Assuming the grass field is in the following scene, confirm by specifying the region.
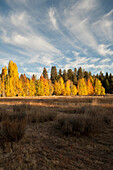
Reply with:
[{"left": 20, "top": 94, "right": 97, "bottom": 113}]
[{"left": 0, "top": 96, "right": 113, "bottom": 169}]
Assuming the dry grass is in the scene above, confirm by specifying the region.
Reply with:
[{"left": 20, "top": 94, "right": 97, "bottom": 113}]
[
  {"left": 0, "top": 114, "right": 27, "bottom": 143},
  {"left": 56, "top": 105, "right": 112, "bottom": 136},
  {"left": 27, "top": 110, "right": 57, "bottom": 123},
  {"left": 0, "top": 96, "right": 113, "bottom": 169},
  {"left": 0, "top": 105, "right": 27, "bottom": 152}
]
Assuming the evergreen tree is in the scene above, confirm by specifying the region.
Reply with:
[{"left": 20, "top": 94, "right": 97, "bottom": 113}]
[
  {"left": 77, "top": 67, "right": 83, "bottom": 80},
  {"left": 50, "top": 66, "right": 57, "bottom": 84},
  {"left": 104, "top": 79, "right": 110, "bottom": 93},
  {"left": 59, "top": 69, "right": 62, "bottom": 77},
  {"left": 110, "top": 76, "right": 113, "bottom": 93},
  {"left": 84, "top": 71, "right": 89, "bottom": 81},
  {"left": 42, "top": 67, "right": 48, "bottom": 79},
  {"left": 63, "top": 69, "right": 68, "bottom": 82},
  {"left": 67, "top": 69, "right": 73, "bottom": 81},
  {"left": 73, "top": 68, "right": 77, "bottom": 86}
]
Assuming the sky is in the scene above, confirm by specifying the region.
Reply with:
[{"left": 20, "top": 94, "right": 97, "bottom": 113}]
[{"left": 0, "top": 0, "right": 113, "bottom": 78}]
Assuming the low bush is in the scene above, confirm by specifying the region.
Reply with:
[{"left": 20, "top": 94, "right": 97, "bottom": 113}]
[
  {"left": 56, "top": 105, "right": 113, "bottom": 136},
  {"left": 27, "top": 111, "right": 56, "bottom": 123},
  {"left": 0, "top": 113, "right": 27, "bottom": 143}
]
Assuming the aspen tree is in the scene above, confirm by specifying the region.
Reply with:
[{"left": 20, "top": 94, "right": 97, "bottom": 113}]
[{"left": 77, "top": 78, "right": 88, "bottom": 95}]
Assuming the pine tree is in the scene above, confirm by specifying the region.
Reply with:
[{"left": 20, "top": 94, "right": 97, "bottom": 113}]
[
  {"left": 104, "top": 79, "right": 110, "bottom": 93},
  {"left": 67, "top": 69, "right": 73, "bottom": 81},
  {"left": 63, "top": 70, "right": 68, "bottom": 82},
  {"left": 51, "top": 66, "right": 57, "bottom": 84},
  {"left": 43, "top": 67, "right": 48, "bottom": 79},
  {"left": 77, "top": 67, "right": 83, "bottom": 80},
  {"left": 73, "top": 68, "right": 77, "bottom": 86}
]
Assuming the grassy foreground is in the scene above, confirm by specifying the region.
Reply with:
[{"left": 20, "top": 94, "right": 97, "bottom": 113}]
[{"left": 0, "top": 96, "right": 113, "bottom": 169}]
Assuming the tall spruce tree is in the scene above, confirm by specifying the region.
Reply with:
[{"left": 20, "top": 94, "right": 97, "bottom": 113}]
[
  {"left": 73, "top": 68, "right": 77, "bottom": 86},
  {"left": 67, "top": 69, "right": 73, "bottom": 81},
  {"left": 77, "top": 67, "right": 83, "bottom": 80},
  {"left": 63, "top": 69, "right": 68, "bottom": 83},
  {"left": 50, "top": 66, "right": 57, "bottom": 84},
  {"left": 42, "top": 67, "right": 48, "bottom": 79}
]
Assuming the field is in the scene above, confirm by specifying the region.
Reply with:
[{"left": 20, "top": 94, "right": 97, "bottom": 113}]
[{"left": 0, "top": 96, "right": 113, "bottom": 170}]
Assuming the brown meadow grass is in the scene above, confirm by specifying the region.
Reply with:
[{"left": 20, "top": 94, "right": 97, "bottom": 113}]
[{"left": 0, "top": 96, "right": 113, "bottom": 169}]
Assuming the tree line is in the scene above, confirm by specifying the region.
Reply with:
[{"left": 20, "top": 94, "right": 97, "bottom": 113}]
[{"left": 1, "top": 60, "right": 113, "bottom": 97}]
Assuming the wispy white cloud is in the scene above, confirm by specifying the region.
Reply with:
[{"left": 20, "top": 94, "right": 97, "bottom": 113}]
[
  {"left": 0, "top": 0, "right": 113, "bottom": 76},
  {"left": 89, "top": 57, "right": 100, "bottom": 63},
  {"left": 72, "top": 51, "right": 80, "bottom": 57},
  {"left": 49, "top": 8, "right": 58, "bottom": 30},
  {"left": 98, "top": 44, "right": 113, "bottom": 56},
  {"left": 100, "top": 58, "right": 111, "bottom": 63},
  {"left": 92, "top": 9, "right": 113, "bottom": 42}
]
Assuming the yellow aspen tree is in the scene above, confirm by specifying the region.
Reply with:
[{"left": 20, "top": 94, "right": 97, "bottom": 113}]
[
  {"left": 36, "top": 79, "right": 44, "bottom": 96},
  {"left": 71, "top": 85, "right": 78, "bottom": 95},
  {"left": 87, "top": 78, "right": 94, "bottom": 95},
  {"left": 0, "top": 76, "right": 1, "bottom": 97},
  {"left": 29, "top": 79, "right": 36, "bottom": 96},
  {"left": 54, "top": 81, "right": 61, "bottom": 95},
  {"left": 1, "top": 66, "right": 8, "bottom": 97},
  {"left": 90, "top": 76, "right": 95, "bottom": 87},
  {"left": 77, "top": 78, "right": 88, "bottom": 95},
  {"left": 65, "top": 80, "right": 71, "bottom": 95},
  {"left": 5, "top": 75, "right": 10, "bottom": 96},
  {"left": 18, "top": 79, "right": 24, "bottom": 96},
  {"left": 59, "top": 77, "right": 66, "bottom": 95},
  {"left": 101, "top": 86, "right": 105, "bottom": 95},
  {"left": 40, "top": 75, "right": 50, "bottom": 96},
  {"left": 48, "top": 79, "right": 54, "bottom": 95},
  {"left": 94, "top": 78, "right": 102, "bottom": 95},
  {"left": 43, "top": 78, "right": 50, "bottom": 96},
  {"left": 8, "top": 61, "right": 19, "bottom": 96}
]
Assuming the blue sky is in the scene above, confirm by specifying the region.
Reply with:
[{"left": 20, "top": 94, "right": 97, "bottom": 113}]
[{"left": 0, "top": 0, "right": 113, "bottom": 78}]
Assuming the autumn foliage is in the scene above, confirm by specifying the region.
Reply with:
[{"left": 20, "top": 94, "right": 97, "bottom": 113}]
[{"left": 0, "top": 61, "right": 105, "bottom": 97}]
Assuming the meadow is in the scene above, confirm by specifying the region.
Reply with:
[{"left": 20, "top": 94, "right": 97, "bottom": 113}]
[{"left": 0, "top": 96, "right": 113, "bottom": 169}]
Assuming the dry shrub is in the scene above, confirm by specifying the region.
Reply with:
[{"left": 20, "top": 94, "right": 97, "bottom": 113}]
[
  {"left": 27, "top": 111, "right": 57, "bottom": 123},
  {"left": 56, "top": 105, "right": 113, "bottom": 136},
  {"left": 12, "top": 104, "right": 31, "bottom": 113},
  {"left": 0, "top": 112, "right": 27, "bottom": 143}
]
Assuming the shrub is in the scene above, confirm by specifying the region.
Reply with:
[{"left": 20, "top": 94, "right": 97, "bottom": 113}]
[
  {"left": 56, "top": 105, "right": 112, "bottom": 136},
  {"left": 0, "top": 113, "right": 27, "bottom": 143},
  {"left": 27, "top": 111, "right": 57, "bottom": 123}
]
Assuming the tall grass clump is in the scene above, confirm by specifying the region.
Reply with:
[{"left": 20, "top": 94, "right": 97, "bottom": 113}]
[
  {"left": 0, "top": 105, "right": 27, "bottom": 144},
  {"left": 27, "top": 110, "right": 57, "bottom": 123},
  {"left": 56, "top": 105, "right": 112, "bottom": 136}
]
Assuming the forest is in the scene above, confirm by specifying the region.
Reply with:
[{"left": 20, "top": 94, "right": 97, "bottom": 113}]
[{"left": 0, "top": 60, "right": 113, "bottom": 97}]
